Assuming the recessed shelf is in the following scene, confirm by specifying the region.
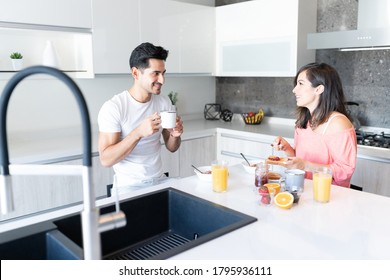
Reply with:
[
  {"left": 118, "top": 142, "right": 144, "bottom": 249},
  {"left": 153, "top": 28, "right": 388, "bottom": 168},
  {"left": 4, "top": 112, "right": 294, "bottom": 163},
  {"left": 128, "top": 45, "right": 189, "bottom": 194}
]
[{"left": 0, "top": 27, "right": 94, "bottom": 79}]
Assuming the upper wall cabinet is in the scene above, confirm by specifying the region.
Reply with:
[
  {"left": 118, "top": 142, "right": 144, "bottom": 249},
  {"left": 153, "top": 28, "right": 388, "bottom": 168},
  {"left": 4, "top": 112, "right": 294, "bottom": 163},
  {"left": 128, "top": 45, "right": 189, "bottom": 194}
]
[
  {"left": 216, "top": 0, "right": 317, "bottom": 77},
  {"left": 0, "top": 0, "right": 93, "bottom": 79},
  {"left": 92, "top": 0, "right": 140, "bottom": 74},
  {"left": 0, "top": 0, "right": 92, "bottom": 29},
  {"left": 139, "top": 0, "right": 215, "bottom": 74},
  {"left": 172, "top": 0, "right": 214, "bottom": 5},
  {"left": 92, "top": 0, "right": 214, "bottom": 75}
]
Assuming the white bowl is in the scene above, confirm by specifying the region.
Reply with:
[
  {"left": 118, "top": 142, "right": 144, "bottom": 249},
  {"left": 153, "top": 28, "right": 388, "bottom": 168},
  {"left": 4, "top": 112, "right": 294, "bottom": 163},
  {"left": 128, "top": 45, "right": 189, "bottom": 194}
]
[
  {"left": 194, "top": 166, "right": 212, "bottom": 182},
  {"left": 241, "top": 160, "right": 261, "bottom": 174}
]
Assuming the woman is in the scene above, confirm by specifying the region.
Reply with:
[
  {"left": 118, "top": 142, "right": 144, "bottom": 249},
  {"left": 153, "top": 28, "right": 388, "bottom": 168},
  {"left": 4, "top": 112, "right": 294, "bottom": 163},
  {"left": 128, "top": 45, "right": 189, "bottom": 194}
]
[{"left": 273, "top": 62, "right": 357, "bottom": 187}]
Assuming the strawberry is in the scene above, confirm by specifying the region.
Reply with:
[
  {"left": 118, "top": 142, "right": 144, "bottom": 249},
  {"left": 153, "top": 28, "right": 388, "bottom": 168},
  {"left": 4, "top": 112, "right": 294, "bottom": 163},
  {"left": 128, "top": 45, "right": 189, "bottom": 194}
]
[
  {"left": 258, "top": 186, "right": 269, "bottom": 195},
  {"left": 258, "top": 186, "right": 271, "bottom": 205},
  {"left": 261, "top": 195, "right": 270, "bottom": 204}
]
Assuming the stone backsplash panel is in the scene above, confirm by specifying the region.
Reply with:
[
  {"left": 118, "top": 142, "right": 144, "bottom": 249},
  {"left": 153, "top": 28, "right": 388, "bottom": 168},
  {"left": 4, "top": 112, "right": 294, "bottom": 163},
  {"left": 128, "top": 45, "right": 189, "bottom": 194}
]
[{"left": 216, "top": 0, "right": 390, "bottom": 128}]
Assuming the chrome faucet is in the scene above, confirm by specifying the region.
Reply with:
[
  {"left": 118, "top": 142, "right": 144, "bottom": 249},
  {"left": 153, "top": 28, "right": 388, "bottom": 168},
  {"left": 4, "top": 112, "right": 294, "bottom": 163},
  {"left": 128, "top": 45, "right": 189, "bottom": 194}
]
[{"left": 0, "top": 66, "right": 126, "bottom": 260}]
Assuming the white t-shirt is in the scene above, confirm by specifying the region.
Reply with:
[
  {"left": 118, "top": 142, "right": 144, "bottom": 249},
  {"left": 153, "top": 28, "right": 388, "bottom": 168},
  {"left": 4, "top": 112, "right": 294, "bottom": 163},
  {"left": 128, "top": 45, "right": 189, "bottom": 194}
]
[{"left": 98, "top": 90, "right": 172, "bottom": 187}]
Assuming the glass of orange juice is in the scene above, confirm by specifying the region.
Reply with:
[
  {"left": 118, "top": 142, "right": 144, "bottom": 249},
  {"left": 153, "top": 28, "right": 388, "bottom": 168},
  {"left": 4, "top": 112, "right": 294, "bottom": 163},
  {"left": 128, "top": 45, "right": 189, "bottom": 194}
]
[
  {"left": 211, "top": 160, "right": 229, "bottom": 192},
  {"left": 312, "top": 167, "right": 332, "bottom": 203}
]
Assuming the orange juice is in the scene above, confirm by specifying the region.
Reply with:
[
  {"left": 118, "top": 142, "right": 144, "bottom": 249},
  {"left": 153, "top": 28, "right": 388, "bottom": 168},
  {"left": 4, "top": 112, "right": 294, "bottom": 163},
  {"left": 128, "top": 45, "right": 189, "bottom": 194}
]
[
  {"left": 212, "top": 165, "right": 228, "bottom": 192},
  {"left": 313, "top": 172, "right": 332, "bottom": 203}
]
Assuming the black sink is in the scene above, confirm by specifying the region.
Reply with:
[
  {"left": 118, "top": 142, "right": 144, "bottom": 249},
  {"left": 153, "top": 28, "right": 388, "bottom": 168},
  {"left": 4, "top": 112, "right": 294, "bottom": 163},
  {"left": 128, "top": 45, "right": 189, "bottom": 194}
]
[
  {"left": 54, "top": 188, "right": 257, "bottom": 260},
  {"left": 0, "top": 188, "right": 257, "bottom": 260},
  {"left": 0, "top": 225, "right": 50, "bottom": 260},
  {"left": 0, "top": 222, "right": 80, "bottom": 260}
]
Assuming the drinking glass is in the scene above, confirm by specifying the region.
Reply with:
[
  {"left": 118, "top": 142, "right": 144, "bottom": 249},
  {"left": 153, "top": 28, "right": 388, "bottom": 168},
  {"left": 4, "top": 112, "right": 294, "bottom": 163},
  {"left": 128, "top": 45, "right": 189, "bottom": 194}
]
[
  {"left": 212, "top": 160, "right": 228, "bottom": 192},
  {"left": 312, "top": 167, "right": 332, "bottom": 203}
]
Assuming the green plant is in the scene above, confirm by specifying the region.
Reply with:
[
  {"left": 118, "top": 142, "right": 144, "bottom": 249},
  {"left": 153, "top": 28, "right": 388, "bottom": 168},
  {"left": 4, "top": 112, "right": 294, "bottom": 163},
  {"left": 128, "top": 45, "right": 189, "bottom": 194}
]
[
  {"left": 10, "top": 52, "right": 23, "bottom": 59},
  {"left": 168, "top": 91, "right": 178, "bottom": 105}
]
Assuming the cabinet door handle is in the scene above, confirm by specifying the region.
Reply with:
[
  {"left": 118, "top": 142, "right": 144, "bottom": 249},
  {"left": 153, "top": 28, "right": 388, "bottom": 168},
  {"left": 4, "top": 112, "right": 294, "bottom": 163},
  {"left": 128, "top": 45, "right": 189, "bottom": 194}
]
[{"left": 221, "top": 150, "right": 262, "bottom": 160}]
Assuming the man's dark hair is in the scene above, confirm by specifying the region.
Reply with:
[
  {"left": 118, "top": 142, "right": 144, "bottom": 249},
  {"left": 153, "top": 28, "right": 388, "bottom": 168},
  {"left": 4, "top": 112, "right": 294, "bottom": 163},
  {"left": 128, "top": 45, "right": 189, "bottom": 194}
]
[{"left": 129, "top": 42, "right": 169, "bottom": 70}]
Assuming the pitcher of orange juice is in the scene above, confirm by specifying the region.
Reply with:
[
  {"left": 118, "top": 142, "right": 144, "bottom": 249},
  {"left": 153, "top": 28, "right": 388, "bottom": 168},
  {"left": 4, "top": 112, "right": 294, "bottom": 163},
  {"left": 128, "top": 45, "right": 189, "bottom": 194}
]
[
  {"left": 212, "top": 160, "right": 229, "bottom": 192},
  {"left": 312, "top": 167, "right": 332, "bottom": 203}
]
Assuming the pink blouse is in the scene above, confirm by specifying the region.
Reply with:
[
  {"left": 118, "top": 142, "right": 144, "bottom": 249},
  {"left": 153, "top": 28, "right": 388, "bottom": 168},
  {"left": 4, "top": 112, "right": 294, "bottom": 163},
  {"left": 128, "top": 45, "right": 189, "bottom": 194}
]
[{"left": 294, "top": 124, "right": 357, "bottom": 188}]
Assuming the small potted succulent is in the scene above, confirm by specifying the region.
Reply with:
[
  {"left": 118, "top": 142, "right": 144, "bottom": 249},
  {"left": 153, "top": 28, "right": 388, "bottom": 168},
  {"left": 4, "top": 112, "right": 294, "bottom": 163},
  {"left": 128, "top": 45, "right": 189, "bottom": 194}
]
[
  {"left": 168, "top": 91, "right": 178, "bottom": 111},
  {"left": 10, "top": 52, "right": 24, "bottom": 71}
]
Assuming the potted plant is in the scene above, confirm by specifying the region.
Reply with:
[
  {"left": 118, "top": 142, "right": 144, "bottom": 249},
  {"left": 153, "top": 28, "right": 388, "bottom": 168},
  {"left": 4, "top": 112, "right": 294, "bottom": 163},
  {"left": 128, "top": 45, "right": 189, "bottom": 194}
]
[
  {"left": 10, "top": 52, "right": 24, "bottom": 71},
  {"left": 168, "top": 91, "right": 178, "bottom": 111}
]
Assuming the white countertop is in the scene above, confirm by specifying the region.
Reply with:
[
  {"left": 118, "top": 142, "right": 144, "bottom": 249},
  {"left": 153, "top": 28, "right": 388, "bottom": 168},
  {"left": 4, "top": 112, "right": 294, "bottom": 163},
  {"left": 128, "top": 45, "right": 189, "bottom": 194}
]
[
  {"left": 170, "top": 165, "right": 390, "bottom": 260},
  {"left": 1, "top": 164, "right": 390, "bottom": 260}
]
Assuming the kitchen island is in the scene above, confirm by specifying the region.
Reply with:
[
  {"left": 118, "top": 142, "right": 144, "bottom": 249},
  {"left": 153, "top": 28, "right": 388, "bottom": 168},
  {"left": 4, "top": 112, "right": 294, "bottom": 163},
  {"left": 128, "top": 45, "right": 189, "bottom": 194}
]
[{"left": 1, "top": 164, "right": 390, "bottom": 260}]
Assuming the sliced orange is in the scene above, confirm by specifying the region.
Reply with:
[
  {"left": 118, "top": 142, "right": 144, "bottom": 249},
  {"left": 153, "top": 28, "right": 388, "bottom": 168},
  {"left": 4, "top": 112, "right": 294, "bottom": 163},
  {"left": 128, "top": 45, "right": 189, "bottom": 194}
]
[
  {"left": 264, "top": 183, "right": 281, "bottom": 195},
  {"left": 274, "top": 192, "right": 294, "bottom": 209}
]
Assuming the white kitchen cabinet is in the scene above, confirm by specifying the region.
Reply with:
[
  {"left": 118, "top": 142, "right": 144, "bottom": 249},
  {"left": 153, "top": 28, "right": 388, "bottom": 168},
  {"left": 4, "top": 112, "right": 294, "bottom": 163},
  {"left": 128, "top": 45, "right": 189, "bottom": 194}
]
[
  {"left": 351, "top": 156, "right": 390, "bottom": 197},
  {"left": 92, "top": 0, "right": 140, "bottom": 74},
  {"left": 161, "top": 144, "right": 180, "bottom": 177},
  {"left": 217, "top": 132, "right": 274, "bottom": 165},
  {"left": 0, "top": 158, "right": 83, "bottom": 221},
  {"left": 0, "top": 0, "right": 92, "bottom": 29},
  {"left": 215, "top": 0, "right": 316, "bottom": 77},
  {"left": 0, "top": 154, "right": 111, "bottom": 221},
  {"left": 139, "top": 0, "right": 215, "bottom": 74},
  {"left": 216, "top": 130, "right": 294, "bottom": 179},
  {"left": 92, "top": 154, "right": 115, "bottom": 198},
  {"left": 179, "top": 135, "right": 216, "bottom": 177},
  {"left": 173, "top": 0, "right": 214, "bottom": 5},
  {"left": 161, "top": 135, "right": 216, "bottom": 178},
  {"left": 0, "top": 0, "right": 93, "bottom": 79}
]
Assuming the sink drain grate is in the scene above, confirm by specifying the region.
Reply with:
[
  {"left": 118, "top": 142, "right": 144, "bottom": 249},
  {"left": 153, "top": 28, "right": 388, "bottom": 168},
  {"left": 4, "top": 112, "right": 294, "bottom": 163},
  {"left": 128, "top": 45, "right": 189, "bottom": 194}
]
[{"left": 107, "top": 233, "right": 191, "bottom": 260}]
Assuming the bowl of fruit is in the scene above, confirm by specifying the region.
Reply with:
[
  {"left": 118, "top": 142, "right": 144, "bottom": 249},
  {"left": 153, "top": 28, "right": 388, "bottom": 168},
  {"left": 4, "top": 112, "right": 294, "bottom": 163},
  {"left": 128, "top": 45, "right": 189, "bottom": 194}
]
[{"left": 242, "top": 109, "right": 264, "bottom": 125}]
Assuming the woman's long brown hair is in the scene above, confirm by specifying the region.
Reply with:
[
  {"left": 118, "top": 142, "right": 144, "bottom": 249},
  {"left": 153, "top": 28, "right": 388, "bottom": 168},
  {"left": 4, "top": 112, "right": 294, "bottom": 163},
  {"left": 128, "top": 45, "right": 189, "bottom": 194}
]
[{"left": 294, "top": 62, "right": 350, "bottom": 129}]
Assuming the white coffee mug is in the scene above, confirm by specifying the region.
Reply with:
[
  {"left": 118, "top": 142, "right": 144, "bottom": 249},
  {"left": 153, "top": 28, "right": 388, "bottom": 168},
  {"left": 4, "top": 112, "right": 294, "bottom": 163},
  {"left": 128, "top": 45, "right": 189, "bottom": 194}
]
[
  {"left": 285, "top": 169, "right": 305, "bottom": 192},
  {"left": 160, "top": 111, "right": 176, "bottom": 128}
]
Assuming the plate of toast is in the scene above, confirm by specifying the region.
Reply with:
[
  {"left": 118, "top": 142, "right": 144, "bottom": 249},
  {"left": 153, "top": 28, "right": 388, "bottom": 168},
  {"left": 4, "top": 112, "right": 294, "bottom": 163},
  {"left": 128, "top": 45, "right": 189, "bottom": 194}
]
[{"left": 265, "top": 156, "right": 289, "bottom": 166}]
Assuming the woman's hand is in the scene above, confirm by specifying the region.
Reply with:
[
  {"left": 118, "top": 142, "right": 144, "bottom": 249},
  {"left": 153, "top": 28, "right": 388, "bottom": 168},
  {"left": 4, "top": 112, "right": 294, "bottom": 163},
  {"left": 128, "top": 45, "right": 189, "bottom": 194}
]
[
  {"left": 283, "top": 157, "right": 306, "bottom": 170},
  {"left": 271, "top": 136, "right": 295, "bottom": 156}
]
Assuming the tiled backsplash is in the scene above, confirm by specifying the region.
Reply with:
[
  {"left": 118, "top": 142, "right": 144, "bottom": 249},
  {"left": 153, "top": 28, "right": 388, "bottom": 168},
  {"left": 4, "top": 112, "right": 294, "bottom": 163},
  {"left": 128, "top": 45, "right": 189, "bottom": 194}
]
[{"left": 216, "top": 0, "right": 390, "bottom": 128}]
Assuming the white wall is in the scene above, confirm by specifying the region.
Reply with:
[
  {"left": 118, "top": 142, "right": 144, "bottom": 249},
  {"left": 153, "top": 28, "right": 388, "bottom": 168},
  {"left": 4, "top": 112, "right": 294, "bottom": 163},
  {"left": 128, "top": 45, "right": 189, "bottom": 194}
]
[{"left": 0, "top": 74, "right": 216, "bottom": 133}]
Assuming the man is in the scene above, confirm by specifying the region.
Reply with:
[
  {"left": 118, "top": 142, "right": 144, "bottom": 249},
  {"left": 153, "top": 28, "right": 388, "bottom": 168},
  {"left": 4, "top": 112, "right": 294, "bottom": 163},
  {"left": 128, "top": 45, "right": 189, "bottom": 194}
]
[{"left": 98, "top": 42, "right": 183, "bottom": 190}]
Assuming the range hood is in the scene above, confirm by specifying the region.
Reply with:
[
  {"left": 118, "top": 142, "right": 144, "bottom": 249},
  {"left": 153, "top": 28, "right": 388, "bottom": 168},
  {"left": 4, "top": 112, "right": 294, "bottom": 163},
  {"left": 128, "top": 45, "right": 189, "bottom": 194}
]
[{"left": 307, "top": 0, "right": 390, "bottom": 51}]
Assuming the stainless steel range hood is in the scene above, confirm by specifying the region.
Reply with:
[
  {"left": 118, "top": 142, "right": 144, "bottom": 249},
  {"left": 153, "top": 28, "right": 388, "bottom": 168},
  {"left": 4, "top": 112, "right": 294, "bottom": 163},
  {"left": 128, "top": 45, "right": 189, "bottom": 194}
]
[{"left": 307, "top": 0, "right": 390, "bottom": 51}]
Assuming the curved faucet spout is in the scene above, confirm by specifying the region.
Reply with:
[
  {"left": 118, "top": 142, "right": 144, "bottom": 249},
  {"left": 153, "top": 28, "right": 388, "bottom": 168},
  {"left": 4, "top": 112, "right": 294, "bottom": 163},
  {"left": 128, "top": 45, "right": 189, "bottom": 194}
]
[
  {"left": 0, "top": 66, "right": 100, "bottom": 260},
  {"left": 0, "top": 65, "right": 92, "bottom": 170}
]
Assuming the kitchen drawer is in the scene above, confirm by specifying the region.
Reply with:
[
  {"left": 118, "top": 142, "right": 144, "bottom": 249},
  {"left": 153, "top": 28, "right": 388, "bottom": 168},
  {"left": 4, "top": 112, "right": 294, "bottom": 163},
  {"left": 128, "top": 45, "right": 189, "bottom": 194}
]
[
  {"left": 161, "top": 135, "right": 216, "bottom": 178},
  {"left": 179, "top": 135, "right": 216, "bottom": 177},
  {"left": 218, "top": 133, "right": 273, "bottom": 165}
]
